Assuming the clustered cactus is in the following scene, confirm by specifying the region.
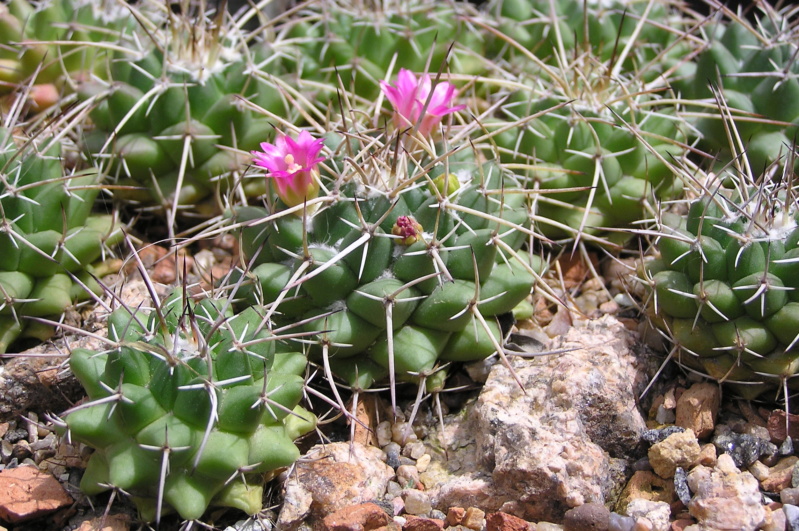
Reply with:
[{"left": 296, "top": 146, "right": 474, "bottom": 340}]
[
  {"left": 644, "top": 158, "right": 799, "bottom": 400},
  {"left": 0, "top": 127, "right": 120, "bottom": 353},
  {"left": 3, "top": 0, "right": 799, "bottom": 525},
  {"left": 0, "top": 0, "right": 137, "bottom": 98},
  {"left": 58, "top": 289, "right": 316, "bottom": 522},
  {"left": 234, "top": 149, "right": 546, "bottom": 398},
  {"left": 673, "top": 0, "right": 799, "bottom": 172},
  {"left": 77, "top": 1, "right": 294, "bottom": 228}
]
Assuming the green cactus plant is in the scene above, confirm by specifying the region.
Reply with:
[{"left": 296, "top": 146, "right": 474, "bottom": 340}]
[
  {"left": 484, "top": 0, "right": 694, "bottom": 79},
  {"left": 76, "top": 0, "right": 296, "bottom": 232},
  {"left": 0, "top": 0, "right": 140, "bottom": 99},
  {"left": 481, "top": 40, "right": 691, "bottom": 243},
  {"left": 0, "top": 126, "right": 121, "bottom": 353},
  {"left": 278, "top": 0, "right": 488, "bottom": 107},
  {"left": 230, "top": 128, "right": 546, "bottom": 415},
  {"left": 672, "top": 0, "right": 799, "bottom": 172},
  {"left": 55, "top": 288, "right": 316, "bottom": 523},
  {"left": 641, "top": 150, "right": 799, "bottom": 400}
]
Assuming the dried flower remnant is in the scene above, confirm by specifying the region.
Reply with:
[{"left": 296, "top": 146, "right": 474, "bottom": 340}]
[
  {"left": 380, "top": 69, "right": 466, "bottom": 137},
  {"left": 252, "top": 131, "right": 326, "bottom": 208}
]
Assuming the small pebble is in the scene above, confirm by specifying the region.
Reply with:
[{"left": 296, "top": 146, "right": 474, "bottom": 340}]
[
  {"left": 12, "top": 440, "right": 31, "bottom": 461},
  {"left": 793, "top": 462, "right": 799, "bottom": 489},
  {"left": 674, "top": 467, "right": 691, "bottom": 505},
  {"left": 386, "top": 481, "right": 403, "bottom": 499},
  {"left": 393, "top": 422, "right": 418, "bottom": 445},
  {"left": 416, "top": 454, "right": 431, "bottom": 473},
  {"left": 462, "top": 507, "right": 485, "bottom": 530},
  {"left": 377, "top": 421, "right": 393, "bottom": 447},
  {"left": 403, "top": 441, "right": 426, "bottom": 460},
  {"left": 25, "top": 412, "right": 38, "bottom": 443},
  {"left": 563, "top": 502, "right": 610, "bottom": 530},
  {"left": 384, "top": 442, "right": 402, "bottom": 469},
  {"left": 403, "top": 489, "right": 432, "bottom": 516},
  {"left": 5, "top": 428, "right": 27, "bottom": 444},
  {"left": 781, "top": 437, "right": 795, "bottom": 456},
  {"left": 608, "top": 512, "right": 635, "bottom": 531},
  {"left": 750, "top": 460, "right": 771, "bottom": 481},
  {"left": 643, "top": 426, "right": 685, "bottom": 444},
  {"left": 397, "top": 465, "right": 421, "bottom": 488},
  {"left": 712, "top": 429, "right": 775, "bottom": 469},
  {"left": 535, "top": 523, "right": 564, "bottom": 531},
  {"left": 784, "top": 503, "right": 799, "bottom": 531},
  {"left": 430, "top": 510, "right": 446, "bottom": 521},
  {"left": 447, "top": 507, "right": 465, "bottom": 527},
  {"left": 784, "top": 489, "right": 799, "bottom": 507}
]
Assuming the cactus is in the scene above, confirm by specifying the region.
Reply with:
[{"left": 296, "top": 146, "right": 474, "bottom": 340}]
[
  {"left": 0, "top": 126, "right": 121, "bottom": 353},
  {"left": 0, "top": 0, "right": 139, "bottom": 101},
  {"left": 76, "top": 1, "right": 295, "bottom": 231},
  {"left": 278, "top": 0, "right": 488, "bottom": 106},
  {"left": 673, "top": 0, "right": 799, "bottom": 172},
  {"left": 481, "top": 34, "right": 691, "bottom": 242},
  {"left": 485, "top": 0, "right": 693, "bottom": 79},
  {"left": 56, "top": 288, "right": 316, "bottom": 523},
  {"left": 642, "top": 153, "right": 799, "bottom": 400},
  {"left": 231, "top": 127, "right": 546, "bottom": 412}
]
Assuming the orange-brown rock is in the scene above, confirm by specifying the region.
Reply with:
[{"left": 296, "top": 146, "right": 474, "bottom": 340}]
[
  {"left": 0, "top": 466, "right": 72, "bottom": 524},
  {"left": 446, "top": 507, "right": 465, "bottom": 527},
  {"left": 675, "top": 383, "right": 720, "bottom": 440},
  {"left": 767, "top": 409, "right": 799, "bottom": 443},
  {"left": 402, "top": 515, "right": 444, "bottom": 531},
  {"left": 485, "top": 512, "right": 532, "bottom": 531},
  {"left": 322, "top": 503, "right": 391, "bottom": 531}
]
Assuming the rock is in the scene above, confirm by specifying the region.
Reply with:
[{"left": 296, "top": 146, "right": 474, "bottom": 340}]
[
  {"left": 648, "top": 429, "right": 701, "bottom": 479},
  {"left": 687, "top": 453, "right": 766, "bottom": 530},
  {"left": 402, "top": 516, "right": 443, "bottom": 531},
  {"left": 397, "top": 466, "right": 421, "bottom": 489},
  {"left": 446, "top": 507, "right": 466, "bottom": 527},
  {"left": 642, "top": 427, "right": 685, "bottom": 445},
  {"left": 784, "top": 487, "right": 799, "bottom": 506},
  {"left": 0, "top": 466, "right": 72, "bottom": 524},
  {"left": 694, "top": 444, "right": 716, "bottom": 467},
  {"left": 762, "top": 504, "right": 787, "bottom": 531},
  {"left": 624, "top": 500, "right": 670, "bottom": 531},
  {"left": 768, "top": 410, "right": 799, "bottom": 444},
  {"left": 608, "top": 512, "right": 635, "bottom": 531},
  {"left": 278, "top": 442, "right": 395, "bottom": 529},
  {"left": 674, "top": 468, "right": 691, "bottom": 506},
  {"left": 669, "top": 519, "right": 694, "bottom": 531},
  {"left": 385, "top": 443, "right": 402, "bottom": 470},
  {"left": 322, "top": 503, "right": 391, "bottom": 531},
  {"left": 403, "top": 442, "right": 427, "bottom": 460},
  {"left": 674, "top": 383, "right": 720, "bottom": 440},
  {"left": 762, "top": 457, "right": 799, "bottom": 493},
  {"left": 712, "top": 427, "right": 776, "bottom": 469},
  {"left": 784, "top": 503, "right": 799, "bottom": 531},
  {"left": 562, "top": 503, "right": 610, "bottom": 531},
  {"left": 616, "top": 471, "right": 676, "bottom": 513},
  {"left": 416, "top": 455, "right": 431, "bottom": 473},
  {"left": 403, "top": 490, "right": 432, "bottom": 516},
  {"left": 432, "top": 317, "right": 650, "bottom": 522},
  {"left": 75, "top": 514, "right": 130, "bottom": 531},
  {"left": 485, "top": 512, "right": 531, "bottom": 531},
  {"left": 461, "top": 507, "right": 485, "bottom": 530}
]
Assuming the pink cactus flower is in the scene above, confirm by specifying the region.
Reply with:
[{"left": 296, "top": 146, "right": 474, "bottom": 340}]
[
  {"left": 252, "top": 131, "right": 325, "bottom": 208},
  {"left": 380, "top": 69, "right": 466, "bottom": 137}
]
